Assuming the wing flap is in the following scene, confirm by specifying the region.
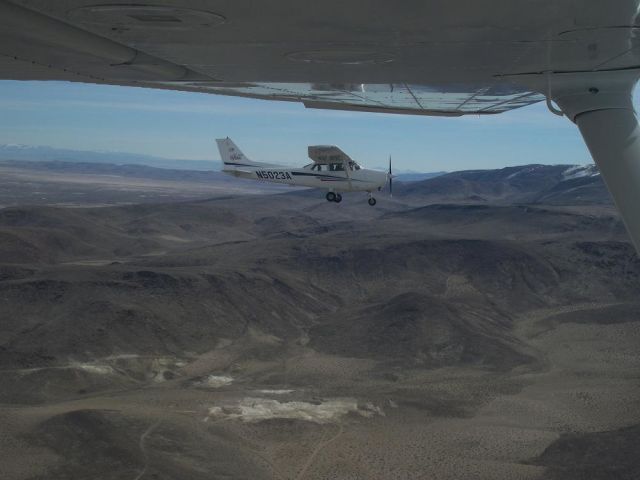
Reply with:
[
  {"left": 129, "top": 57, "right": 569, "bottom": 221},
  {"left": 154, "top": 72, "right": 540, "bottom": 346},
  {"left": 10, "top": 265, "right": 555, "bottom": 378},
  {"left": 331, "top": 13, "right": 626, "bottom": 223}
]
[{"left": 152, "top": 81, "right": 544, "bottom": 116}]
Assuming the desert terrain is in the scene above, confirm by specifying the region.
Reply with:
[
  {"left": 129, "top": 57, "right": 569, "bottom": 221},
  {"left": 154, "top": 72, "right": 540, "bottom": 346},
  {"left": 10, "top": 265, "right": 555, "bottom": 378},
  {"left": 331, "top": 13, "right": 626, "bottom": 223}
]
[{"left": 0, "top": 161, "right": 638, "bottom": 479}]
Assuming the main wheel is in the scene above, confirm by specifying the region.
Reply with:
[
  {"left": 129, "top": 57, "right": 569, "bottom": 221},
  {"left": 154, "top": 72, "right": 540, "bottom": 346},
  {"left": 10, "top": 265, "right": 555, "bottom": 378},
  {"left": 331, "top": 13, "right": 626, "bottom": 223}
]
[
  {"left": 335, "top": 193, "right": 342, "bottom": 203},
  {"left": 368, "top": 197, "right": 377, "bottom": 206},
  {"left": 326, "top": 192, "right": 336, "bottom": 202}
]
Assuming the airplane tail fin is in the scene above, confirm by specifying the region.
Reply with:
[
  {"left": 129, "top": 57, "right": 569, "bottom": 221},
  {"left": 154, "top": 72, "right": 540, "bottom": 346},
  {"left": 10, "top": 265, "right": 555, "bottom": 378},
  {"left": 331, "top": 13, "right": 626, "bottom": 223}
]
[{"left": 216, "top": 137, "right": 256, "bottom": 166}]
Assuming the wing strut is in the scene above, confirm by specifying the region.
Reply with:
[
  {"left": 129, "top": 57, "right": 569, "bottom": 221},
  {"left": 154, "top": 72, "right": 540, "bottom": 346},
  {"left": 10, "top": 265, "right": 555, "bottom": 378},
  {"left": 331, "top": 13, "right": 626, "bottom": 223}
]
[{"left": 548, "top": 71, "right": 640, "bottom": 254}]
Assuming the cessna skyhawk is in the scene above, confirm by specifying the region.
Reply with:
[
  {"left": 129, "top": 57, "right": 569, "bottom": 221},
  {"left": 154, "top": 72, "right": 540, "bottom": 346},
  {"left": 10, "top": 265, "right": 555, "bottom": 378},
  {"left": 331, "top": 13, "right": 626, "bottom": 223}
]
[{"left": 217, "top": 138, "right": 392, "bottom": 205}]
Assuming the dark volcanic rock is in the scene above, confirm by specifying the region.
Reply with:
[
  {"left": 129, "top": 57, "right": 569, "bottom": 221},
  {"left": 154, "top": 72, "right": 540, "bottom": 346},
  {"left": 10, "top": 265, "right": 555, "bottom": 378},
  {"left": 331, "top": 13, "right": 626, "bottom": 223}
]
[
  {"left": 30, "top": 410, "right": 143, "bottom": 480},
  {"left": 309, "top": 292, "right": 534, "bottom": 370},
  {"left": 532, "top": 424, "right": 640, "bottom": 480}
]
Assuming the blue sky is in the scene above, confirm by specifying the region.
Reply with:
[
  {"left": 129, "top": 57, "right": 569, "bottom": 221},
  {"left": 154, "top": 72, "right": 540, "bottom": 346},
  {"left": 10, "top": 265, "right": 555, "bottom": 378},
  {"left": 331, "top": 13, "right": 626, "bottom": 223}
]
[{"left": 0, "top": 80, "right": 608, "bottom": 172}]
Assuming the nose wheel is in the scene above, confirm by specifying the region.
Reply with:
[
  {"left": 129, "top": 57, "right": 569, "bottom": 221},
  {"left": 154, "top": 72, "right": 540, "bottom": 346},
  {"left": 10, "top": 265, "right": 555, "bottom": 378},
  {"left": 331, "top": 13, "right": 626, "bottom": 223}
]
[{"left": 367, "top": 192, "right": 377, "bottom": 206}]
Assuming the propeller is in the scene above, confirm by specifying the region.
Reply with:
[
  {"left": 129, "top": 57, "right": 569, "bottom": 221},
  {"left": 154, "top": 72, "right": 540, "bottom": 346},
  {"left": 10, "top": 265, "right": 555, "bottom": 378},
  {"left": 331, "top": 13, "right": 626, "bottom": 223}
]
[{"left": 388, "top": 155, "right": 393, "bottom": 197}]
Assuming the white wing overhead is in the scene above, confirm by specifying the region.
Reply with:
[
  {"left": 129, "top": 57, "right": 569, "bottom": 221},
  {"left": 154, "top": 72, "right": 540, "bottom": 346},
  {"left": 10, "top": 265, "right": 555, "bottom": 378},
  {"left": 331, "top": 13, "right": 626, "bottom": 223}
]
[
  {"left": 308, "top": 145, "right": 353, "bottom": 164},
  {"left": 3, "top": 1, "right": 640, "bottom": 104},
  {"left": 6, "top": 0, "right": 633, "bottom": 116}
]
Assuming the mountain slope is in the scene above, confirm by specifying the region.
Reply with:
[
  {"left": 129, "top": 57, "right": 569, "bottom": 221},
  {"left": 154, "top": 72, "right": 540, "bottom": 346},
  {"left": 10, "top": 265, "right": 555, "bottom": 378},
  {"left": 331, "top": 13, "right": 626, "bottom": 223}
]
[{"left": 395, "top": 164, "right": 607, "bottom": 205}]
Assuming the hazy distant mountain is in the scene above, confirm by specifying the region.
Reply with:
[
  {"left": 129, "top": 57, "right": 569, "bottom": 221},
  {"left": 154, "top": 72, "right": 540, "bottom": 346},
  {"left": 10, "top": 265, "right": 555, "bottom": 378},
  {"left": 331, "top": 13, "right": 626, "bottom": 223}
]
[
  {"left": 0, "top": 159, "right": 300, "bottom": 207},
  {"left": 0, "top": 144, "right": 220, "bottom": 171},
  {"left": 0, "top": 144, "right": 442, "bottom": 178},
  {"left": 393, "top": 171, "right": 447, "bottom": 182},
  {"left": 394, "top": 163, "right": 608, "bottom": 205},
  {"left": 0, "top": 146, "right": 607, "bottom": 205},
  {"left": 0, "top": 159, "right": 226, "bottom": 183}
]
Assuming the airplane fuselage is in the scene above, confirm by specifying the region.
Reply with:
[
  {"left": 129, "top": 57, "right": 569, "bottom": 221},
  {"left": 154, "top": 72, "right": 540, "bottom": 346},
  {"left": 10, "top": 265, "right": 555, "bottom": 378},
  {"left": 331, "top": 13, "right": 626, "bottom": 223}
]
[{"left": 224, "top": 165, "right": 387, "bottom": 193}]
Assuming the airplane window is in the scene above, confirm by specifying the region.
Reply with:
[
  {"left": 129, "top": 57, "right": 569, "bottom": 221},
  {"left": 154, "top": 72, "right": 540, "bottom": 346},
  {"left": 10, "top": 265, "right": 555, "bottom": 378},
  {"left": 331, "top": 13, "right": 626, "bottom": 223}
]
[{"left": 332, "top": 163, "right": 344, "bottom": 171}]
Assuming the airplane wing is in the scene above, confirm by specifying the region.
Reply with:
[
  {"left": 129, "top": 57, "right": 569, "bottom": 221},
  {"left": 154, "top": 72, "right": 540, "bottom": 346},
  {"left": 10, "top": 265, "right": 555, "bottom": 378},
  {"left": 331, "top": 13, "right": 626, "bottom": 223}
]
[
  {"left": 0, "top": 0, "right": 549, "bottom": 116},
  {"left": 308, "top": 145, "right": 352, "bottom": 163},
  {"left": 1, "top": 0, "right": 637, "bottom": 116}
]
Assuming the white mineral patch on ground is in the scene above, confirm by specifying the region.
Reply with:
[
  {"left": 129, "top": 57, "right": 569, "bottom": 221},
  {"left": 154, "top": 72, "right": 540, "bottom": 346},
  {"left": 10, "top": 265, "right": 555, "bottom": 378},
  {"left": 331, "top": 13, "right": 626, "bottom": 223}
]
[
  {"left": 149, "top": 357, "right": 186, "bottom": 382},
  {"left": 256, "top": 389, "right": 295, "bottom": 395},
  {"left": 74, "top": 363, "right": 113, "bottom": 375},
  {"left": 199, "top": 375, "right": 233, "bottom": 388},
  {"left": 359, "top": 402, "right": 385, "bottom": 417},
  {"left": 207, "top": 397, "right": 382, "bottom": 423}
]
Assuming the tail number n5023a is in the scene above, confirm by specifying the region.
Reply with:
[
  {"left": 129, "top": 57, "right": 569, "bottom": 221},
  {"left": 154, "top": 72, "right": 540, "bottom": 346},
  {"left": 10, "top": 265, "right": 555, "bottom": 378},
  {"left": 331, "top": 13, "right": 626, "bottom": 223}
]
[{"left": 256, "top": 171, "right": 292, "bottom": 180}]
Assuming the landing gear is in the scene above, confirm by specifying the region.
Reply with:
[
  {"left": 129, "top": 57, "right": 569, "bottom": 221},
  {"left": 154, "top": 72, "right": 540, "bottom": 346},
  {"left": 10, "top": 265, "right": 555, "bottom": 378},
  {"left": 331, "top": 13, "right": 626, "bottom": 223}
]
[
  {"left": 368, "top": 196, "right": 377, "bottom": 206},
  {"left": 326, "top": 192, "right": 342, "bottom": 203}
]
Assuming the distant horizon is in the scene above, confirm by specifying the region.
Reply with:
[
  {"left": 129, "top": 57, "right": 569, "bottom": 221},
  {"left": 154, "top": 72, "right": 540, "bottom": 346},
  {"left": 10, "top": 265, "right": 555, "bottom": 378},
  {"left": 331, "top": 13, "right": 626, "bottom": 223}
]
[
  {"left": 0, "top": 142, "right": 598, "bottom": 176},
  {"left": 0, "top": 80, "right": 620, "bottom": 171}
]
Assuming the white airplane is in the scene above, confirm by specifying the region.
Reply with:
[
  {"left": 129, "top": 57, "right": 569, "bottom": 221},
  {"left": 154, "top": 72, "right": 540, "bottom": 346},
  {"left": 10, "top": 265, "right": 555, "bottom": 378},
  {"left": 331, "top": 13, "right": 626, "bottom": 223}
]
[{"left": 216, "top": 137, "right": 392, "bottom": 205}]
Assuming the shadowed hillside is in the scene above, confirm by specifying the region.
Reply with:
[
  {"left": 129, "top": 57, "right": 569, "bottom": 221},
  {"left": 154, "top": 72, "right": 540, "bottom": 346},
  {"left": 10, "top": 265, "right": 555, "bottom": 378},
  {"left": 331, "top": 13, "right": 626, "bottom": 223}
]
[{"left": 0, "top": 162, "right": 639, "bottom": 480}]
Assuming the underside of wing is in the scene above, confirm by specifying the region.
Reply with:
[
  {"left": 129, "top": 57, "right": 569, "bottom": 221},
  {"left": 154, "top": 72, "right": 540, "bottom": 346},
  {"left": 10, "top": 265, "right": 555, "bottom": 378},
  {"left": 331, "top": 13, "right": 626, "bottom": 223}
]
[
  {"left": 0, "top": 0, "right": 563, "bottom": 116},
  {"left": 152, "top": 82, "right": 544, "bottom": 116},
  {"left": 3, "top": 0, "right": 639, "bottom": 117}
]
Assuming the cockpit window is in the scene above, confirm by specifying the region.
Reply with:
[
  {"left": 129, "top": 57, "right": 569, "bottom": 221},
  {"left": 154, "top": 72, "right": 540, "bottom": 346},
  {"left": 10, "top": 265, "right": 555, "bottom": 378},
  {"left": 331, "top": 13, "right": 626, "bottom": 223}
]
[{"left": 308, "top": 162, "right": 358, "bottom": 171}]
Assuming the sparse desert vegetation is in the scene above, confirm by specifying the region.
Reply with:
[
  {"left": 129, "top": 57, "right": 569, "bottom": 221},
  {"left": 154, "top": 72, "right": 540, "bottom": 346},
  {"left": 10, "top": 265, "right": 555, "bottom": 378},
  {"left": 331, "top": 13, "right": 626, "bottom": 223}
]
[{"left": 0, "top": 161, "right": 639, "bottom": 479}]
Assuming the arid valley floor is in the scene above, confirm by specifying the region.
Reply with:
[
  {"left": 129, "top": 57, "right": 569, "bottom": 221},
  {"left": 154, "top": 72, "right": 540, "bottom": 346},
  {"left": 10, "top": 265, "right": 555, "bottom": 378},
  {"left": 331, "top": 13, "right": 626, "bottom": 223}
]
[{"left": 0, "top": 161, "right": 639, "bottom": 479}]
